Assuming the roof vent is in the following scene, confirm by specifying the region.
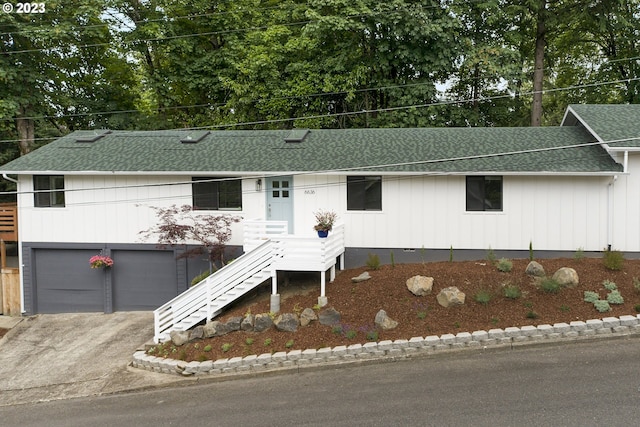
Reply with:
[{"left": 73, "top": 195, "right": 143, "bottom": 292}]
[
  {"left": 75, "top": 130, "right": 112, "bottom": 143},
  {"left": 284, "top": 129, "right": 310, "bottom": 143},
  {"left": 180, "top": 131, "right": 210, "bottom": 144}
]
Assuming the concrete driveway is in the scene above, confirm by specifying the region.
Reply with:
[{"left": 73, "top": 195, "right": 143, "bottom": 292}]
[{"left": 0, "top": 312, "right": 182, "bottom": 406}]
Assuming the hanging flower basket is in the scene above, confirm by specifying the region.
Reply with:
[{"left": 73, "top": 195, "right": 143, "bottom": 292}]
[{"left": 90, "top": 254, "right": 113, "bottom": 269}]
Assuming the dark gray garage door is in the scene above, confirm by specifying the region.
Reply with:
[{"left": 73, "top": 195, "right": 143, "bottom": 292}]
[
  {"left": 111, "top": 250, "right": 178, "bottom": 311},
  {"left": 34, "top": 249, "right": 105, "bottom": 313}
]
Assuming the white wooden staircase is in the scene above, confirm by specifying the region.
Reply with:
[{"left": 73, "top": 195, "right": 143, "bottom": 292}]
[{"left": 153, "top": 221, "right": 345, "bottom": 343}]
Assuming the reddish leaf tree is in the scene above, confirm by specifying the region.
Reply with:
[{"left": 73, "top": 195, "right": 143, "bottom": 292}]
[{"left": 139, "top": 204, "right": 241, "bottom": 268}]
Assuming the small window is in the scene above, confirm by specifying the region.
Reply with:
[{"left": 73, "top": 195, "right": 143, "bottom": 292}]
[
  {"left": 466, "top": 176, "right": 502, "bottom": 211},
  {"left": 34, "top": 175, "right": 65, "bottom": 207},
  {"left": 192, "top": 177, "right": 242, "bottom": 210},
  {"left": 347, "top": 176, "right": 382, "bottom": 211}
]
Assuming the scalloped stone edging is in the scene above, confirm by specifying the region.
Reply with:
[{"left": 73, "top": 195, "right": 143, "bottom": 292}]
[{"left": 132, "top": 314, "right": 640, "bottom": 376}]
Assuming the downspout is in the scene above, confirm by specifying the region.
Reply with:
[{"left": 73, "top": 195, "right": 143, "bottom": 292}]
[
  {"left": 607, "top": 176, "right": 616, "bottom": 251},
  {"left": 2, "top": 173, "right": 18, "bottom": 183}
]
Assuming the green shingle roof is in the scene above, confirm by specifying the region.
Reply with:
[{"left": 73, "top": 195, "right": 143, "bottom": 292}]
[
  {"left": 565, "top": 104, "right": 640, "bottom": 149},
  {"left": 0, "top": 114, "right": 625, "bottom": 175}
]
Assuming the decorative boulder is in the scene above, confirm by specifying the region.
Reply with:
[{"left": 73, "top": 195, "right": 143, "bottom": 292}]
[
  {"left": 274, "top": 313, "right": 299, "bottom": 332},
  {"left": 318, "top": 307, "right": 341, "bottom": 325},
  {"left": 374, "top": 309, "right": 398, "bottom": 330},
  {"left": 225, "top": 316, "right": 243, "bottom": 332},
  {"left": 352, "top": 271, "right": 371, "bottom": 283},
  {"left": 188, "top": 325, "right": 204, "bottom": 341},
  {"left": 437, "top": 286, "right": 466, "bottom": 308},
  {"left": 406, "top": 275, "right": 434, "bottom": 296},
  {"left": 300, "top": 308, "right": 318, "bottom": 326},
  {"left": 241, "top": 314, "right": 254, "bottom": 331},
  {"left": 170, "top": 330, "right": 190, "bottom": 346},
  {"left": 203, "top": 320, "right": 232, "bottom": 337},
  {"left": 525, "top": 261, "right": 545, "bottom": 277},
  {"left": 552, "top": 267, "right": 579, "bottom": 287},
  {"left": 253, "top": 313, "right": 274, "bottom": 332}
]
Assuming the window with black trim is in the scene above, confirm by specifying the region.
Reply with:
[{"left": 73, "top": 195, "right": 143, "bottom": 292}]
[
  {"left": 347, "top": 176, "right": 382, "bottom": 211},
  {"left": 466, "top": 176, "right": 502, "bottom": 211},
  {"left": 192, "top": 177, "right": 242, "bottom": 210},
  {"left": 34, "top": 175, "right": 65, "bottom": 207}
]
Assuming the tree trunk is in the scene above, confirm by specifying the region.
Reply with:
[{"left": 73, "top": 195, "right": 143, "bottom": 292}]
[
  {"left": 531, "top": 0, "right": 546, "bottom": 127},
  {"left": 16, "top": 106, "right": 35, "bottom": 155}
]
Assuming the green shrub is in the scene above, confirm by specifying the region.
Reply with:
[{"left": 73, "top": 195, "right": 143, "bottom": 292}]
[
  {"left": 245, "top": 338, "right": 254, "bottom": 346},
  {"left": 602, "top": 280, "right": 617, "bottom": 291},
  {"left": 583, "top": 291, "right": 600, "bottom": 303},
  {"left": 285, "top": 340, "right": 294, "bottom": 348},
  {"left": 606, "top": 290, "right": 624, "bottom": 305},
  {"left": 635, "top": 304, "right": 640, "bottom": 313},
  {"left": 526, "top": 310, "right": 538, "bottom": 319},
  {"left": 497, "top": 258, "right": 513, "bottom": 272},
  {"left": 503, "top": 285, "right": 521, "bottom": 299},
  {"left": 366, "top": 253, "right": 381, "bottom": 270},
  {"left": 449, "top": 245, "right": 454, "bottom": 262},
  {"left": 574, "top": 247, "right": 585, "bottom": 260},
  {"left": 263, "top": 338, "right": 273, "bottom": 346},
  {"left": 602, "top": 249, "right": 624, "bottom": 271},
  {"left": 221, "top": 343, "right": 233, "bottom": 353},
  {"left": 366, "top": 330, "right": 379, "bottom": 342},
  {"left": 203, "top": 344, "right": 212, "bottom": 352},
  {"left": 345, "top": 330, "right": 357, "bottom": 339},
  {"left": 593, "top": 300, "right": 611, "bottom": 313},
  {"left": 539, "top": 277, "right": 561, "bottom": 294},
  {"left": 633, "top": 277, "right": 640, "bottom": 294},
  {"left": 529, "top": 241, "right": 534, "bottom": 261},
  {"left": 486, "top": 246, "right": 496, "bottom": 263},
  {"left": 474, "top": 289, "right": 493, "bottom": 306},
  {"left": 191, "top": 270, "right": 213, "bottom": 286}
]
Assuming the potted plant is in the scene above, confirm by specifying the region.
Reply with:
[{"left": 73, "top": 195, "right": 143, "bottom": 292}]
[
  {"left": 313, "top": 209, "right": 337, "bottom": 238},
  {"left": 89, "top": 253, "right": 114, "bottom": 269}
]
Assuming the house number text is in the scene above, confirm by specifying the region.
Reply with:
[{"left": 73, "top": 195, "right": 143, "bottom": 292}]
[{"left": 304, "top": 189, "right": 315, "bottom": 195}]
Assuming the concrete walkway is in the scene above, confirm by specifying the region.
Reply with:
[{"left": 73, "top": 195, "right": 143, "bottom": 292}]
[{"left": 0, "top": 313, "right": 183, "bottom": 407}]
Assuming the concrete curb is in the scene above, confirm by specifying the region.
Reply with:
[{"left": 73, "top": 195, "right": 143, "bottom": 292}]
[{"left": 132, "top": 314, "right": 640, "bottom": 377}]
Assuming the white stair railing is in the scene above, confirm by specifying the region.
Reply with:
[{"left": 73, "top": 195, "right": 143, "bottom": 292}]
[{"left": 153, "top": 239, "right": 274, "bottom": 343}]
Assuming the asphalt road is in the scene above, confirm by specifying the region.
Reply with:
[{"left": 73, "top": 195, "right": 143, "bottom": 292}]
[{"left": 1, "top": 337, "right": 638, "bottom": 426}]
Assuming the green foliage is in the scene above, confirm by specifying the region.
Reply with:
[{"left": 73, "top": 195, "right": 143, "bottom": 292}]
[
  {"left": 203, "top": 344, "right": 212, "bottom": 352},
  {"left": 526, "top": 310, "right": 538, "bottom": 319},
  {"left": 635, "top": 304, "right": 640, "bottom": 313},
  {"left": 197, "top": 355, "right": 208, "bottom": 362},
  {"left": 602, "top": 280, "right": 617, "bottom": 291},
  {"left": 633, "top": 277, "right": 640, "bottom": 293},
  {"left": 345, "top": 330, "right": 357, "bottom": 339},
  {"left": 559, "top": 305, "right": 570, "bottom": 313},
  {"left": 366, "top": 253, "right": 381, "bottom": 270},
  {"left": 606, "top": 290, "right": 624, "bottom": 305},
  {"left": 486, "top": 247, "right": 496, "bottom": 264},
  {"left": 497, "top": 258, "right": 513, "bottom": 272},
  {"left": 503, "top": 285, "right": 521, "bottom": 299},
  {"left": 221, "top": 343, "right": 233, "bottom": 353},
  {"left": 593, "top": 300, "right": 611, "bottom": 313},
  {"left": 529, "top": 241, "right": 534, "bottom": 261},
  {"left": 365, "top": 330, "right": 379, "bottom": 342},
  {"left": 583, "top": 291, "right": 600, "bottom": 303},
  {"left": 474, "top": 289, "right": 493, "bottom": 306},
  {"left": 574, "top": 247, "right": 585, "bottom": 260},
  {"left": 539, "top": 278, "right": 561, "bottom": 294},
  {"left": 245, "top": 338, "right": 254, "bottom": 346},
  {"left": 285, "top": 340, "right": 294, "bottom": 349},
  {"left": 449, "top": 245, "right": 454, "bottom": 263},
  {"left": 191, "top": 270, "right": 212, "bottom": 287},
  {"left": 263, "top": 338, "right": 272, "bottom": 347},
  {"left": 602, "top": 249, "right": 624, "bottom": 271}
]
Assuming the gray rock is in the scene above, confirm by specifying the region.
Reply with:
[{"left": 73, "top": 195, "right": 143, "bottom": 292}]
[
  {"left": 374, "top": 309, "right": 398, "bottom": 330},
  {"left": 406, "top": 275, "right": 434, "bottom": 296},
  {"left": 226, "top": 316, "right": 243, "bottom": 332},
  {"left": 203, "top": 320, "right": 230, "bottom": 337},
  {"left": 525, "top": 261, "right": 545, "bottom": 277},
  {"left": 552, "top": 267, "right": 579, "bottom": 287},
  {"left": 170, "top": 330, "right": 190, "bottom": 346},
  {"left": 188, "top": 325, "right": 204, "bottom": 341},
  {"left": 241, "top": 314, "right": 254, "bottom": 331},
  {"left": 319, "top": 307, "right": 341, "bottom": 325},
  {"left": 437, "top": 286, "right": 466, "bottom": 308},
  {"left": 254, "top": 313, "right": 274, "bottom": 332},
  {"left": 352, "top": 271, "right": 371, "bottom": 283},
  {"left": 300, "top": 308, "right": 318, "bottom": 326},
  {"left": 274, "top": 313, "right": 299, "bottom": 332}
]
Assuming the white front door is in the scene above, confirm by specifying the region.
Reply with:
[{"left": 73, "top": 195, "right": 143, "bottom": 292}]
[{"left": 266, "top": 176, "right": 293, "bottom": 233}]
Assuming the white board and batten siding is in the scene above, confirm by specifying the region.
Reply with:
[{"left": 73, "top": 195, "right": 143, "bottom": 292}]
[
  {"left": 294, "top": 174, "right": 614, "bottom": 252},
  {"left": 16, "top": 175, "right": 262, "bottom": 246},
  {"left": 16, "top": 169, "right": 636, "bottom": 253}
]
